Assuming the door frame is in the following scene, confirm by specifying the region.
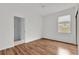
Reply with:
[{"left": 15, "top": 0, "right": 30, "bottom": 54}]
[{"left": 14, "top": 16, "right": 25, "bottom": 46}]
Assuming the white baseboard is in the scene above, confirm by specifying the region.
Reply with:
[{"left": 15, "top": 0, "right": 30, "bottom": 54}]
[
  {"left": 0, "top": 45, "right": 13, "bottom": 51},
  {"left": 14, "top": 39, "right": 25, "bottom": 46},
  {"left": 25, "top": 38, "right": 41, "bottom": 43}
]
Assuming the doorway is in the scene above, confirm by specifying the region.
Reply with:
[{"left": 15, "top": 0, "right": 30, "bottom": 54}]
[
  {"left": 77, "top": 7, "right": 79, "bottom": 54},
  {"left": 14, "top": 16, "right": 25, "bottom": 46}
]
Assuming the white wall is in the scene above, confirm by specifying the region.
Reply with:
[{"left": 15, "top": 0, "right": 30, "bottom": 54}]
[
  {"left": 43, "top": 7, "right": 76, "bottom": 44},
  {"left": 25, "top": 12, "right": 42, "bottom": 43},
  {"left": 0, "top": 6, "right": 42, "bottom": 50}
]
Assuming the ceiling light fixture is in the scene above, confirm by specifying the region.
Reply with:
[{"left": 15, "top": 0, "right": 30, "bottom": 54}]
[{"left": 40, "top": 3, "right": 46, "bottom": 8}]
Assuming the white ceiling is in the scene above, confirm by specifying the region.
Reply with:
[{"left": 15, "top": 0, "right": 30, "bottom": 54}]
[{"left": 0, "top": 3, "right": 78, "bottom": 16}]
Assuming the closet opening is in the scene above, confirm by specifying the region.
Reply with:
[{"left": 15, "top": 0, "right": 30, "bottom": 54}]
[{"left": 14, "top": 16, "right": 25, "bottom": 46}]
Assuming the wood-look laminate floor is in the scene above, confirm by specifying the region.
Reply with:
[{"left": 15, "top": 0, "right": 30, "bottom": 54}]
[{"left": 0, "top": 38, "right": 77, "bottom": 55}]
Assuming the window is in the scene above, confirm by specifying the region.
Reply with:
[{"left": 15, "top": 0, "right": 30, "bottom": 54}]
[{"left": 58, "top": 15, "right": 71, "bottom": 33}]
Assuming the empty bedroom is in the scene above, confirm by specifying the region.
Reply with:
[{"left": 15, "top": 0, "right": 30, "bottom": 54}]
[{"left": 0, "top": 3, "right": 79, "bottom": 55}]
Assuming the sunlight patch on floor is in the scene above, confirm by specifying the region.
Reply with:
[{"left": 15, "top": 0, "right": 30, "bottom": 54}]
[{"left": 57, "top": 47, "right": 71, "bottom": 55}]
